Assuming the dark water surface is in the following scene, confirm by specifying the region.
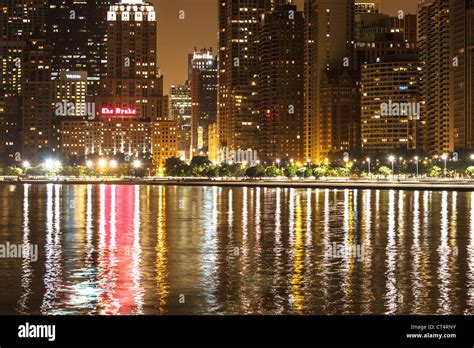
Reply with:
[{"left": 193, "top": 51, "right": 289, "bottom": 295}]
[{"left": 0, "top": 184, "right": 472, "bottom": 315}]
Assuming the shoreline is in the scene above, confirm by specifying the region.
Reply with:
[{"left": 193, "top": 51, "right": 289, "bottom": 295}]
[{"left": 1, "top": 178, "right": 474, "bottom": 191}]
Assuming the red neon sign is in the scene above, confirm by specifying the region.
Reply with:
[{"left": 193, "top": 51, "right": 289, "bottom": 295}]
[{"left": 101, "top": 107, "right": 137, "bottom": 117}]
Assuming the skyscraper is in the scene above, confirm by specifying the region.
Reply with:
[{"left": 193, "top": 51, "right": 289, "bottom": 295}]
[
  {"left": 304, "top": 0, "right": 355, "bottom": 162},
  {"left": 259, "top": 2, "right": 304, "bottom": 162},
  {"left": 218, "top": 0, "right": 272, "bottom": 153},
  {"left": 47, "top": 0, "right": 116, "bottom": 96},
  {"left": 450, "top": 0, "right": 474, "bottom": 150},
  {"left": 169, "top": 83, "right": 192, "bottom": 161},
  {"left": 0, "top": 0, "right": 47, "bottom": 163},
  {"left": 361, "top": 57, "right": 419, "bottom": 153},
  {"left": 21, "top": 36, "right": 54, "bottom": 159},
  {"left": 418, "top": 0, "right": 452, "bottom": 154},
  {"left": 190, "top": 48, "right": 217, "bottom": 156},
  {"left": 58, "top": 0, "right": 173, "bottom": 166}
]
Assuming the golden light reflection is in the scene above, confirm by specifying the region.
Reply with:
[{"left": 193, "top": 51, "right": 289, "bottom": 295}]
[
  {"left": 291, "top": 191, "right": 304, "bottom": 314},
  {"left": 155, "top": 186, "right": 169, "bottom": 313},
  {"left": 361, "top": 189, "right": 374, "bottom": 314},
  {"left": 18, "top": 184, "right": 32, "bottom": 314}
]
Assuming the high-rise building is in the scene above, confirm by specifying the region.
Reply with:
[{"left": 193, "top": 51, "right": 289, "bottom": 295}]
[
  {"left": 169, "top": 83, "right": 192, "bottom": 161},
  {"left": 0, "top": 0, "right": 47, "bottom": 163},
  {"left": 21, "top": 36, "right": 54, "bottom": 159},
  {"left": 450, "top": 0, "right": 474, "bottom": 150},
  {"left": 259, "top": 3, "right": 304, "bottom": 162},
  {"left": 361, "top": 57, "right": 419, "bottom": 153},
  {"left": 208, "top": 123, "right": 219, "bottom": 162},
  {"left": 99, "top": 0, "right": 163, "bottom": 122},
  {"left": 190, "top": 48, "right": 217, "bottom": 157},
  {"left": 304, "top": 0, "right": 355, "bottom": 162},
  {"left": 54, "top": 71, "right": 89, "bottom": 157},
  {"left": 47, "top": 0, "right": 117, "bottom": 96},
  {"left": 354, "top": 13, "right": 417, "bottom": 68},
  {"left": 1, "top": 0, "right": 47, "bottom": 41},
  {"left": 418, "top": 0, "right": 452, "bottom": 154},
  {"left": 58, "top": 0, "right": 173, "bottom": 168},
  {"left": 152, "top": 121, "right": 179, "bottom": 173},
  {"left": 218, "top": 0, "right": 272, "bottom": 153}
]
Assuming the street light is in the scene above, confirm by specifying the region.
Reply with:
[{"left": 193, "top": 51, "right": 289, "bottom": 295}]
[
  {"left": 388, "top": 155, "right": 395, "bottom": 178},
  {"left": 276, "top": 159, "right": 281, "bottom": 169},
  {"left": 414, "top": 156, "right": 419, "bottom": 177},
  {"left": 441, "top": 154, "right": 448, "bottom": 178},
  {"left": 306, "top": 158, "right": 311, "bottom": 169},
  {"left": 366, "top": 158, "right": 371, "bottom": 176},
  {"left": 133, "top": 160, "right": 142, "bottom": 169},
  {"left": 98, "top": 158, "right": 107, "bottom": 168},
  {"left": 109, "top": 159, "right": 118, "bottom": 169},
  {"left": 133, "top": 159, "right": 142, "bottom": 177},
  {"left": 43, "top": 159, "right": 62, "bottom": 175},
  {"left": 86, "top": 160, "right": 93, "bottom": 168}
]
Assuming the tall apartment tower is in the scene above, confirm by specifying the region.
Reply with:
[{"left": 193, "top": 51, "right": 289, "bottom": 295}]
[
  {"left": 47, "top": 0, "right": 117, "bottom": 96},
  {"left": 190, "top": 48, "right": 218, "bottom": 156},
  {"left": 0, "top": 0, "right": 47, "bottom": 162},
  {"left": 304, "top": 0, "right": 355, "bottom": 162},
  {"left": 169, "top": 83, "right": 192, "bottom": 161},
  {"left": 361, "top": 57, "right": 419, "bottom": 153},
  {"left": 418, "top": 0, "right": 450, "bottom": 154},
  {"left": 450, "top": 0, "right": 474, "bottom": 150},
  {"left": 217, "top": 0, "right": 272, "bottom": 153},
  {"left": 21, "top": 36, "right": 54, "bottom": 159},
  {"left": 258, "top": 3, "right": 305, "bottom": 162}
]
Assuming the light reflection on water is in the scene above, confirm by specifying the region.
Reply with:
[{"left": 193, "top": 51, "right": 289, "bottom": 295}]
[{"left": 0, "top": 184, "right": 473, "bottom": 315}]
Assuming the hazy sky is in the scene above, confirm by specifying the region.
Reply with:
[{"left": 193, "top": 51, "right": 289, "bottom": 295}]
[{"left": 153, "top": 0, "right": 418, "bottom": 92}]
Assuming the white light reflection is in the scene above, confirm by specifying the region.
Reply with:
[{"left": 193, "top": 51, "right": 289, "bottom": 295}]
[
  {"left": 385, "top": 190, "right": 398, "bottom": 314},
  {"left": 41, "top": 184, "right": 63, "bottom": 314},
  {"left": 468, "top": 193, "right": 474, "bottom": 314},
  {"left": 411, "top": 190, "right": 422, "bottom": 313},
  {"left": 18, "top": 184, "right": 32, "bottom": 313},
  {"left": 438, "top": 191, "right": 450, "bottom": 313}
]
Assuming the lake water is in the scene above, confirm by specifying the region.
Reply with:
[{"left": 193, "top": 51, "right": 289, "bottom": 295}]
[{"left": 0, "top": 184, "right": 473, "bottom": 315}]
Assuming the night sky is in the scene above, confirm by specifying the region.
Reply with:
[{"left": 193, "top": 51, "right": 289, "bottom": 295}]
[{"left": 153, "top": 0, "right": 418, "bottom": 91}]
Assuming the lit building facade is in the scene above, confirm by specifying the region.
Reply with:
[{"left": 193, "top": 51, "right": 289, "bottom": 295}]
[
  {"left": 218, "top": 0, "right": 271, "bottom": 152},
  {"left": 169, "top": 83, "right": 192, "bottom": 161},
  {"left": 304, "top": 0, "right": 355, "bottom": 162},
  {"left": 190, "top": 48, "right": 217, "bottom": 156},
  {"left": 258, "top": 3, "right": 304, "bottom": 162},
  {"left": 361, "top": 58, "right": 419, "bottom": 153},
  {"left": 21, "top": 36, "right": 54, "bottom": 159},
  {"left": 152, "top": 121, "right": 178, "bottom": 172},
  {"left": 47, "top": 0, "right": 116, "bottom": 96},
  {"left": 0, "top": 0, "right": 47, "bottom": 162},
  {"left": 450, "top": 0, "right": 474, "bottom": 150}
]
